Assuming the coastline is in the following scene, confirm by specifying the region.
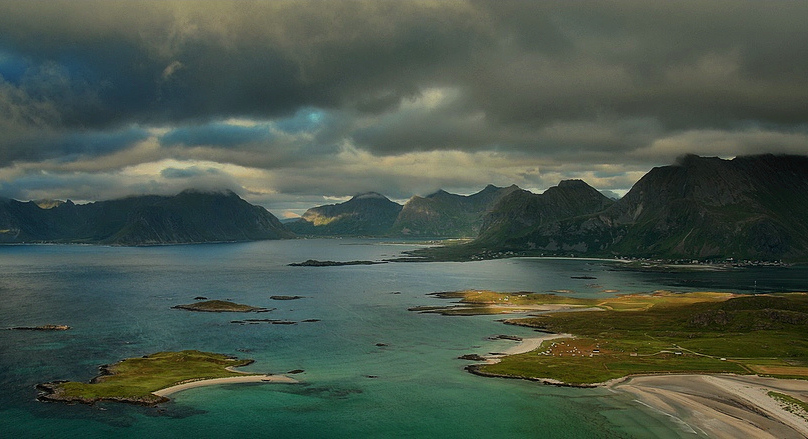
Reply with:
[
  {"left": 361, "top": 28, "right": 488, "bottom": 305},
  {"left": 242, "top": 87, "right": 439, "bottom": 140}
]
[
  {"left": 153, "top": 374, "right": 298, "bottom": 397},
  {"left": 472, "top": 333, "right": 808, "bottom": 437},
  {"left": 610, "top": 373, "right": 808, "bottom": 438},
  {"left": 485, "top": 333, "right": 574, "bottom": 363}
]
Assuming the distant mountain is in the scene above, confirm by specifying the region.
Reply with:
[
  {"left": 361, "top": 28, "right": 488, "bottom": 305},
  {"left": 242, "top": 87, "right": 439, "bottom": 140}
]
[
  {"left": 475, "top": 180, "right": 615, "bottom": 246},
  {"left": 466, "top": 154, "right": 808, "bottom": 261},
  {"left": 0, "top": 189, "right": 292, "bottom": 245},
  {"left": 392, "top": 184, "right": 520, "bottom": 237},
  {"left": 287, "top": 192, "right": 403, "bottom": 236}
]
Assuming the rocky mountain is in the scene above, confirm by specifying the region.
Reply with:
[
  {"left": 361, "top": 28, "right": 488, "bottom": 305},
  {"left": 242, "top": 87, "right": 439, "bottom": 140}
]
[
  {"left": 391, "top": 184, "right": 519, "bottom": 237},
  {"left": 475, "top": 180, "right": 615, "bottom": 245},
  {"left": 470, "top": 154, "right": 808, "bottom": 261},
  {"left": 0, "top": 189, "right": 292, "bottom": 245},
  {"left": 287, "top": 192, "right": 403, "bottom": 236}
]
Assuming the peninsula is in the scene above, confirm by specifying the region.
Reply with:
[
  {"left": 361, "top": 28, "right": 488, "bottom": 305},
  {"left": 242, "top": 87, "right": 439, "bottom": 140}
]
[
  {"left": 421, "top": 290, "right": 808, "bottom": 437},
  {"left": 37, "top": 350, "right": 297, "bottom": 406}
]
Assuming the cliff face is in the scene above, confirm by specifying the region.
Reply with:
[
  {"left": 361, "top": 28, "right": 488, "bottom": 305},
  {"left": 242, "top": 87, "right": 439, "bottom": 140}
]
[
  {"left": 475, "top": 180, "right": 614, "bottom": 247},
  {"left": 287, "top": 192, "right": 403, "bottom": 236},
  {"left": 392, "top": 184, "right": 520, "bottom": 237},
  {"left": 602, "top": 154, "right": 808, "bottom": 259},
  {"left": 473, "top": 155, "right": 808, "bottom": 261},
  {"left": 0, "top": 190, "right": 292, "bottom": 245}
]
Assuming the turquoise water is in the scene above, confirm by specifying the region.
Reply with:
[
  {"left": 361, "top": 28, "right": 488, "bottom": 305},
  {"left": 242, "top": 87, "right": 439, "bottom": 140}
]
[{"left": 0, "top": 240, "right": 805, "bottom": 438}]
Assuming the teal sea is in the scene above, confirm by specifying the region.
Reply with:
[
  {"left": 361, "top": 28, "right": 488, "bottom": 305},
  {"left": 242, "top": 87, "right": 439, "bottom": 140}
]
[{"left": 1, "top": 239, "right": 805, "bottom": 438}]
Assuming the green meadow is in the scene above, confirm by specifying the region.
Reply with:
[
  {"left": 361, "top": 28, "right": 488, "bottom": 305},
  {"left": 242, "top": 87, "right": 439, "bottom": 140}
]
[
  {"left": 437, "top": 291, "right": 808, "bottom": 385},
  {"left": 40, "top": 350, "right": 256, "bottom": 404}
]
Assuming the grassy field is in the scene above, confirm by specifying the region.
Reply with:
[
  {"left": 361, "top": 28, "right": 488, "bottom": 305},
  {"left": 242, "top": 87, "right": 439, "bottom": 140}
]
[
  {"left": 40, "top": 350, "right": 256, "bottom": 404},
  {"left": 450, "top": 291, "right": 808, "bottom": 385},
  {"left": 421, "top": 289, "right": 734, "bottom": 315}
]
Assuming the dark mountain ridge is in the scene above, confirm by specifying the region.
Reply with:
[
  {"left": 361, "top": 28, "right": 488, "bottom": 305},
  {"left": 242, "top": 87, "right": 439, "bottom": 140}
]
[
  {"left": 475, "top": 180, "right": 615, "bottom": 245},
  {"left": 467, "top": 154, "right": 808, "bottom": 261},
  {"left": 392, "top": 184, "right": 519, "bottom": 237},
  {"left": 287, "top": 192, "right": 403, "bottom": 236},
  {"left": 0, "top": 189, "right": 292, "bottom": 245}
]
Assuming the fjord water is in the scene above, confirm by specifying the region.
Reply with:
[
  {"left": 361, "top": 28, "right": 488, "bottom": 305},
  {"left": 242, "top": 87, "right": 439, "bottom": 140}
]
[{"left": 0, "top": 240, "right": 804, "bottom": 438}]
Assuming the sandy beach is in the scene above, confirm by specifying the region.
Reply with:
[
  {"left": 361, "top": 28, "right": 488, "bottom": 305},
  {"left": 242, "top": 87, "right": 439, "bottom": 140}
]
[
  {"left": 154, "top": 374, "right": 298, "bottom": 397},
  {"left": 483, "top": 334, "right": 808, "bottom": 437},
  {"left": 611, "top": 374, "right": 808, "bottom": 438}
]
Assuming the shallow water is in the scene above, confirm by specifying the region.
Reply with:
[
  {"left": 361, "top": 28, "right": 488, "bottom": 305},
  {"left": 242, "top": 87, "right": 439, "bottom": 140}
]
[{"left": 0, "top": 239, "right": 804, "bottom": 438}]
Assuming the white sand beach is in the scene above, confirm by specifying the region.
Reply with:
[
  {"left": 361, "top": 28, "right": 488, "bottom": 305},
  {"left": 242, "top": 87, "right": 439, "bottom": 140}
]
[
  {"left": 154, "top": 374, "right": 298, "bottom": 397},
  {"left": 611, "top": 374, "right": 808, "bottom": 438},
  {"left": 481, "top": 334, "right": 808, "bottom": 437}
]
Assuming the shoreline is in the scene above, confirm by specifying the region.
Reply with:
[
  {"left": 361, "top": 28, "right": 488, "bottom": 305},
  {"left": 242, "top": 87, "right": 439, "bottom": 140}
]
[
  {"left": 473, "top": 334, "right": 808, "bottom": 437},
  {"left": 610, "top": 373, "right": 808, "bottom": 438},
  {"left": 153, "top": 374, "right": 299, "bottom": 397},
  {"left": 483, "top": 333, "right": 574, "bottom": 364}
]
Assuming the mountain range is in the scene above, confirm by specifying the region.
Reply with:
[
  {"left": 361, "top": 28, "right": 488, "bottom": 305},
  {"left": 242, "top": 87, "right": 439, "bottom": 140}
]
[
  {"left": 1, "top": 154, "right": 806, "bottom": 260},
  {"left": 286, "top": 192, "right": 403, "bottom": 236},
  {"left": 459, "top": 154, "right": 808, "bottom": 261},
  {"left": 0, "top": 189, "right": 291, "bottom": 245},
  {"left": 287, "top": 184, "right": 518, "bottom": 237}
]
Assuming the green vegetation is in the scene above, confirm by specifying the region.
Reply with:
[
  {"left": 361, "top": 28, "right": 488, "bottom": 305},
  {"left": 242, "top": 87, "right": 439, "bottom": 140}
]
[
  {"left": 768, "top": 391, "right": 808, "bottom": 421},
  {"left": 418, "top": 289, "right": 734, "bottom": 315},
  {"left": 37, "top": 350, "right": 256, "bottom": 405},
  {"left": 172, "top": 300, "right": 267, "bottom": 312},
  {"left": 447, "top": 291, "right": 808, "bottom": 385},
  {"left": 479, "top": 338, "right": 748, "bottom": 385}
]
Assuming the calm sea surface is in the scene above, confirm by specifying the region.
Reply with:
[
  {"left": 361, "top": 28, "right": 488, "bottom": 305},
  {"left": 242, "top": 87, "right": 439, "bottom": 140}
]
[{"left": 0, "top": 239, "right": 805, "bottom": 438}]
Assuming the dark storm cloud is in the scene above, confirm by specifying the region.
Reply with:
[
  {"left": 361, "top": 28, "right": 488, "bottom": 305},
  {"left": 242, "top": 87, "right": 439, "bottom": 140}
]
[
  {"left": 0, "top": 1, "right": 488, "bottom": 128},
  {"left": 54, "top": 128, "right": 150, "bottom": 160},
  {"left": 0, "top": 0, "right": 807, "bottom": 203},
  {"left": 160, "top": 123, "right": 273, "bottom": 148},
  {"left": 160, "top": 166, "right": 222, "bottom": 179},
  {"left": 2, "top": 2, "right": 808, "bottom": 143}
]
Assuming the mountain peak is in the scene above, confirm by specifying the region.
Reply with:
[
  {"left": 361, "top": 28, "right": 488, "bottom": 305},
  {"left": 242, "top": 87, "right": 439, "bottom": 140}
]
[
  {"left": 426, "top": 189, "right": 451, "bottom": 198},
  {"left": 673, "top": 154, "right": 723, "bottom": 167},
  {"left": 351, "top": 192, "right": 390, "bottom": 201},
  {"left": 0, "top": 190, "right": 290, "bottom": 245},
  {"left": 178, "top": 188, "right": 238, "bottom": 197},
  {"left": 289, "top": 192, "right": 402, "bottom": 236},
  {"left": 556, "top": 179, "right": 590, "bottom": 188}
]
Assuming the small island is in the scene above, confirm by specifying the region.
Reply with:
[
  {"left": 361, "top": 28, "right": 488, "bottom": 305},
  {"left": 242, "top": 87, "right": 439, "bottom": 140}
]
[
  {"left": 37, "top": 350, "right": 297, "bottom": 406},
  {"left": 288, "top": 259, "right": 387, "bottom": 267},
  {"left": 8, "top": 324, "right": 71, "bottom": 331},
  {"left": 172, "top": 300, "right": 270, "bottom": 313}
]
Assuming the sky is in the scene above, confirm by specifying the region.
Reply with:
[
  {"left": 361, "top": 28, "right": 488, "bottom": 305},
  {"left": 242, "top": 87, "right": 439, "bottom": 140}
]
[{"left": 1, "top": 1, "right": 807, "bottom": 218}]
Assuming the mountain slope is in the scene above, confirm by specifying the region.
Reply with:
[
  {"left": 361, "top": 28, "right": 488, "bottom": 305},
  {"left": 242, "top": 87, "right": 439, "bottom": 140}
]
[
  {"left": 287, "top": 192, "right": 403, "bottom": 236},
  {"left": 604, "top": 154, "right": 808, "bottom": 259},
  {"left": 392, "top": 184, "right": 519, "bottom": 237},
  {"left": 476, "top": 180, "right": 614, "bottom": 246},
  {"left": 0, "top": 190, "right": 292, "bottom": 245},
  {"left": 472, "top": 154, "right": 808, "bottom": 261}
]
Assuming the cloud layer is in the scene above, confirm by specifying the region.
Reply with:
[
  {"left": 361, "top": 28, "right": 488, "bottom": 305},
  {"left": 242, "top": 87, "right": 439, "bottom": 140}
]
[{"left": 1, "top": 1, "right": 807, "bottom": 215}]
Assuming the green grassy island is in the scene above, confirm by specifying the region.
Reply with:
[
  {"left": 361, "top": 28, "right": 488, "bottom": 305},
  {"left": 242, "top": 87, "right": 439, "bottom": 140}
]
[
  {"left": 421, "top": 290, "right": 808, "bottom": 386},
  {"left": 37, "top": 351, "right": 263, "bottom": 405},
  {"left": 172, "top": 300, "right": 269, "bottom": 312}
]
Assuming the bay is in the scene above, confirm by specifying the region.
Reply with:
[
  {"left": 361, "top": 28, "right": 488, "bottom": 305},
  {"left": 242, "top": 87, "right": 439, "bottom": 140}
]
[{"left": 0, "top": 239, "right": 804, "bottom": 438}]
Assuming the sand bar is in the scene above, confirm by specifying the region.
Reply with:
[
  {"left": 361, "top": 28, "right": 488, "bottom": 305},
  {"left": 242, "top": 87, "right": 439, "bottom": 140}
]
[
  {"left": 611, "top": 374, "right": 808, "bottom": 438},
  {"left": 154, "top": 374, "right": 298, "bottom": 397}
]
